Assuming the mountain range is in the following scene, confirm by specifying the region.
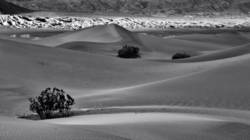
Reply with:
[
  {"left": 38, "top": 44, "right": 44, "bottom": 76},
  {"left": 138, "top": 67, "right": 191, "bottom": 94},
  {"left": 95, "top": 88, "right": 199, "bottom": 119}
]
[
  {"left": 0, "top": 0, "right": 31, "bottom": 14},
  {"left": 4, "top": 0, "right": 250, "bottom": 15}
]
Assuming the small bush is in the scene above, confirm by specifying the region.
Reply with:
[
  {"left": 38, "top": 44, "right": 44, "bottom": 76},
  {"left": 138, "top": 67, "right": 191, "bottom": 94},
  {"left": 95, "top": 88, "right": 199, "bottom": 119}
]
[
  {"left": 172, "top": 52, "right": 191, "bottom": 60},
  {"left": 118, "top": 45, "right": 140, "bottom": 58},
  {"left": 28, "top": 87, "right": 75, "bottom": 120}
]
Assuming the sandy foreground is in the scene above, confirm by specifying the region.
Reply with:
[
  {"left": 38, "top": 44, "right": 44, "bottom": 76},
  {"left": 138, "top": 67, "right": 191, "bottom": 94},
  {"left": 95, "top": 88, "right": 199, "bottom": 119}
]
[
  {"left": 2, "top": 106, "right": 250, "bottom": 140},
  {"left": 1, "top": 23, "right": 250, "bottom": 139}
]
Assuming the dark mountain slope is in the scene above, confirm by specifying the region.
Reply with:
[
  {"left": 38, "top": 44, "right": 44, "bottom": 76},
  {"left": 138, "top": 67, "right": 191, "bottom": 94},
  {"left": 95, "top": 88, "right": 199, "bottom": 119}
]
[
  {"left": 0, "top": 0, "right": 31, "bottom": 14},
  {"left": 6, "top": 0, "right": 250, "bottom": 15}
]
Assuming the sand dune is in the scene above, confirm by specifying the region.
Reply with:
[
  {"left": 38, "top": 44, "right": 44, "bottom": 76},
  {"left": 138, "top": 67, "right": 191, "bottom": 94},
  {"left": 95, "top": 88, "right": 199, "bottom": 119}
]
[
  {"left": 35, "top": 24, "right": 247, "bottom": 59},
  {"left": 2, "top": 24, "right": 246, "bottom": 57},
  {"left": 56, "top": 41, "right": 122, "bottom": 55},
  {"left": 45, "top": 112, "right": 229, "bottom": 140},
  {"left": 0, "top": 116, "right": 129, "bottom": 140},
  {"left": 176, "top": 43, "right": 250, "bottom": 62},
  {"left": 2, "top": 109, "right": 250, "bottom": 140},
  {"left": 0, "top": 36, "right": 212, "bottom": 115},
  {"left": 174, "top": 32, "right": 250, "bottom": 46},
  {"left": 43, "top": 110, "right": 250, "bottom": 140},
  {"left": 1, "top": 23, "right": 250, "bottom": 140},
  {"left": 45, "top": 112, "right": 223, "bottom": 125},
  {"left": 78, "top": 54, "right": 250, "bottom": 110},
  {"left": 31, "top": 24, "right": 147, "bottom": 47},
  {"left": 1, "top": 24, "right": 250, "bottom": 114}
]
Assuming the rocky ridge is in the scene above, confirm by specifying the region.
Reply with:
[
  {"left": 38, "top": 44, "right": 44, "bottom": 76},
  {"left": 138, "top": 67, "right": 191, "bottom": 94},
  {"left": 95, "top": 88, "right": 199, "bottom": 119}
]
[{"left": 1, "top": 15, "right": 250, "bottom": 31}]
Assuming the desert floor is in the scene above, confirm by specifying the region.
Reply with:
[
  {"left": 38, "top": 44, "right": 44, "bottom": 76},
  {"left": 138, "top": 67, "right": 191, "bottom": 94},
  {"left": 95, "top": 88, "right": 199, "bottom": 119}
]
[{"left": 1, "top": 24, "right": 250, "bottom": 140}]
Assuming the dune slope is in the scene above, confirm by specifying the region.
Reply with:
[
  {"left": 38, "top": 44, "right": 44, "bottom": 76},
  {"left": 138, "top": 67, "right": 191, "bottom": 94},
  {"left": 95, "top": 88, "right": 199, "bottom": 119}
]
[
  {"left": 31, "top": 24, "right": 246, "bottom": 60},
  {"left": 78, "top": 54, "right": 250, "bottom": 110},
  {"left": 176, "top": 43, "right": 250, "bottom": 62},
  {"left": 34, "top": 24, "right": 141, "bottom": 47},
  {"left": 0, "top": 36, "right": 212, "bottom": 115},
  {"left": 1, "top": 24, "right": 250, "bottom": 140}
]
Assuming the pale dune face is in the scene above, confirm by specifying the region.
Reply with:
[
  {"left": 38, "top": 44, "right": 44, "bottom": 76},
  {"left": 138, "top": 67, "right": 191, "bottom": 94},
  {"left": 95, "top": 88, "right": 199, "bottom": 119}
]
[{"left": 45, "top": 112, "right": 223, "bottom": 125}]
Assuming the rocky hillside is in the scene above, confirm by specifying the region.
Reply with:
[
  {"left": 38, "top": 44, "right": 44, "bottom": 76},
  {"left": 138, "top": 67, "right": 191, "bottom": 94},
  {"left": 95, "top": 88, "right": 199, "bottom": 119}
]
[
  {"left": 6, "top": 0, "right": 250, "bottom": 15},
  {"left": 1, "top": 15, "right": 250, "bottom": 31},
  {"left": 0, "top": 0, "right": 31, "bottom": 14}
]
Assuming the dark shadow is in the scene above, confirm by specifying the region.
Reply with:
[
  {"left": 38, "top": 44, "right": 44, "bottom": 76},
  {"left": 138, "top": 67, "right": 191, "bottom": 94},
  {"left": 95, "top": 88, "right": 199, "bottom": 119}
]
[
  {"left": 0, "top": 0, "right": 32, "bottom": 14},
  {"left": 17, "top": 112, "right": 75, "bottom": 120}
]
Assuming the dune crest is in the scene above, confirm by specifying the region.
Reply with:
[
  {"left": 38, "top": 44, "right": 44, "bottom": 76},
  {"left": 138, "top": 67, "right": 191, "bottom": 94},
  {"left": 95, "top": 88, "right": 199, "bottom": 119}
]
[
  {"left": 35, "top": 24, "right": 140, "bottom": 47},
  {"left": 24, "top": 24, "right": 247, "bottom": 61}
]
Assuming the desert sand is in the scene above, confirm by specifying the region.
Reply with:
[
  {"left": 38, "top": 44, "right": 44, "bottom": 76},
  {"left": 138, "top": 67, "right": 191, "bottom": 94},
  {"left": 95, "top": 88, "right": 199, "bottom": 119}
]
[{"left": 1, "top": 22, "right": 250, "bottom": 140}]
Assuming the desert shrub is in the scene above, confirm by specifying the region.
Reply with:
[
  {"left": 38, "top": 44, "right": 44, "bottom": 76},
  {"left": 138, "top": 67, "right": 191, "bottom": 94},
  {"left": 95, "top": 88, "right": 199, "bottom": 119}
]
[
  {"left": 118, "top": 45, "right": 140, "bottom": 58},
  {"left": 28, "top": 87, "right": 75, "bottom": 120},
  {"left": 172, "top": 52, "right": 191, "bottom": 60}
]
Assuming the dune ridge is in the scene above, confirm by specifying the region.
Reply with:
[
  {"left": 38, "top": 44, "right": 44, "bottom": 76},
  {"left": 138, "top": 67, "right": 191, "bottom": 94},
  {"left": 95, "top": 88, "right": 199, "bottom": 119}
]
[
  {"left": 176, "top": 43, "right": 250, "bottom": 62},
  {"left": 51, "top": 24, "right": 250, "bottom": 61},
  {"left": 37, "top": 24, "right": 142, "bottom": 47}
]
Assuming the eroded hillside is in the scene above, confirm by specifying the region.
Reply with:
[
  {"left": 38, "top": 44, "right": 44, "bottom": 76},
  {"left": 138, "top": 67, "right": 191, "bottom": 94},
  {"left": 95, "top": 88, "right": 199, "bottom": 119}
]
[
  {"left": 6, "top": 0, "right": 250, "bottom": 15},
  {"left": 0, "top": 0, "right": 31, "bottom": 14},
  {"left": 1, "top": 15, "right": 250, "bottom": 31}
]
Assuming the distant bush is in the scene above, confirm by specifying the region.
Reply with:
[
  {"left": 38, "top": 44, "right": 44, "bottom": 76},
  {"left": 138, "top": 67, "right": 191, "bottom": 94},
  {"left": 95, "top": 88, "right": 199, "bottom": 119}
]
[
  {"left": 172, "top": 52, "right": 191, "bottom": 60},
  {"left": 28, "top": 87, "right": 75, "bottom": 120},
  {"left": 118, "top": 45, "right": 140, "bottom": 58}
]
